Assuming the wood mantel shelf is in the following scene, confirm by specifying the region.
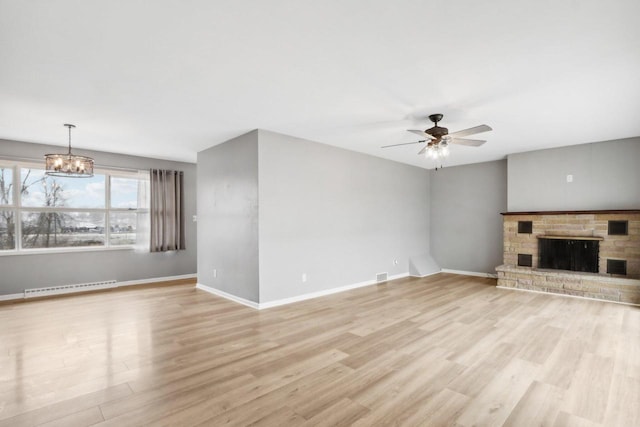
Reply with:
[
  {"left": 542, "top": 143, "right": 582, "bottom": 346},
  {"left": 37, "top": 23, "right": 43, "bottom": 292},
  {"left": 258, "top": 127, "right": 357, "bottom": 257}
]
[
  {"left": 536, "top": 235, "right": 604, "bottom": 241},
  {"left": 501, "top": 209, "right": 640, "bottom": 215}
]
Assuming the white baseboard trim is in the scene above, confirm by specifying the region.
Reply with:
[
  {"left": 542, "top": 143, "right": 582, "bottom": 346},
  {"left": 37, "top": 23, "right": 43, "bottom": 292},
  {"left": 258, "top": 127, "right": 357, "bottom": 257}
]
[
  {"left": 195, "top": 283, "right": 260, "bottom": 309},
  {"left": 196, "top": 272, "right": 411, "bottom": 310},
  {"left": 496, "top": 285, "right": 640, "bottom": 307},
  {"left": 0, "top": 293, "right": 24, "bottom": 302},
  {"left": 441, "top": 269, "right": 498, "bottom": 279},
  {"left": 409, "top": 270, "right": 442, "bottom": 278},
  {"left": 118, "top": 273, "right": 197, "bottom": 287},
  {"left": 259, "top": 272, "right": 410, "bottom": 309},
  {"left": 0, "top": 273, "right": 198, "bottom": 303}
]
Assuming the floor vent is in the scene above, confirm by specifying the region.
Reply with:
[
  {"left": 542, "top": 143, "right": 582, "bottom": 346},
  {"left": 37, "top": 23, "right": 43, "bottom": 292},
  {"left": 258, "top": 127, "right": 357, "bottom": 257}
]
[
  {"left": 24, "top": 280, "right": 117, "bottom": 298},
  {"left": 376, "top": 272, "right": 388, "bottom": 283}
]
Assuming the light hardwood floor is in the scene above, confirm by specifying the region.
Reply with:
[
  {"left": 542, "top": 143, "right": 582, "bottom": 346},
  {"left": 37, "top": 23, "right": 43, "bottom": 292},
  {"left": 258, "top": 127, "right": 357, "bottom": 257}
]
[{"left": 1, "top": 273, "right": 639, "bottom": 426}]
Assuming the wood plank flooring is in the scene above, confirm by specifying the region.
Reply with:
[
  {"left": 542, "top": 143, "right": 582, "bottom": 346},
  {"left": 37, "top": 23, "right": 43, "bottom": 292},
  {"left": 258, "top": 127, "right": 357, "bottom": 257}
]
[{"left": 0, "top": 273, "right": 639, "bottom": 426}]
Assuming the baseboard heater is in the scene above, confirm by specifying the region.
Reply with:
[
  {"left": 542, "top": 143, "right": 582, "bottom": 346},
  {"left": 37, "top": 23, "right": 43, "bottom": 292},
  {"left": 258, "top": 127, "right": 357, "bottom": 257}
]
[{"left": 24, "top": 280, "right": 117, "bottom": 298}]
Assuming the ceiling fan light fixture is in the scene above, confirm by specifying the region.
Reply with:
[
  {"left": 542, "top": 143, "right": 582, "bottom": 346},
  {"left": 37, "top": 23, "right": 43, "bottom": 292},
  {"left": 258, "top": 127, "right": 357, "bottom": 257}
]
[
  {"left": 440, "top": 143, "right": 450, "bottom": 157},
  {"left": 425, "top": 140, "right": 449, "bottom": 159},
  {"left": 386, "top": 114, "right": 491, "bottom": 165},
  {"left": 425, "top": 147, "right": 434, "bottom": 159},
  {"left": 44, "top": 124, "right": 94, "bottom": 178}
]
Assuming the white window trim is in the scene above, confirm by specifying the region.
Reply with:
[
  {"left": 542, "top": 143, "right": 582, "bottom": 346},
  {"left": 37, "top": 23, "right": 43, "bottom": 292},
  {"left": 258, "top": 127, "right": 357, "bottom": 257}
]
[
  {"left": 0, "top": 160, "right": 149, "bottom": 256},
  {"left": 0, "top": 246, "right": 134, "bottom": 257}
]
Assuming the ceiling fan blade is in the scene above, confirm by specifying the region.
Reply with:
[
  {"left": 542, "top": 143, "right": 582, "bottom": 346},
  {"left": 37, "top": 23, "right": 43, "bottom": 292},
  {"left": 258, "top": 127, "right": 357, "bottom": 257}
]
[
  {"left": 381, "top": 140, "right": 426, "bottom": 148},
  {"left": 418, "top": 145, "right": 428, "bottom": 155},
  {"left": 448, "top": 124, "right": 492, "bottom": 138},
  {"left": 450, "top": 138, "right": 486, "bottom": 147},
  {"left": 407, "top": 130, "right": 435, "bottom": 139}
]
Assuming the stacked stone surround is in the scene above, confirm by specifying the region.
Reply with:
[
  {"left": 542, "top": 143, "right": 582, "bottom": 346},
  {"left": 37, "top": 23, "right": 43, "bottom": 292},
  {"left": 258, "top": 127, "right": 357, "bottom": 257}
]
[
  {"left": 497, "top": 265, "right": 640, "bottom": 304},
  {"left": 496, "top": 210, "right": 640, "bottom": 304}
]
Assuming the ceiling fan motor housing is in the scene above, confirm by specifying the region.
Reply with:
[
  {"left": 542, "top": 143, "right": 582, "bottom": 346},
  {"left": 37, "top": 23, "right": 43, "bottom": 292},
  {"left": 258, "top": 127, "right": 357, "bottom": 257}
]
[
  {"left": 426, "top": 126, "right": 448, "bottom": 139},
  {"left": 426, "top": 113, "right": 448, "bottom": 139}
]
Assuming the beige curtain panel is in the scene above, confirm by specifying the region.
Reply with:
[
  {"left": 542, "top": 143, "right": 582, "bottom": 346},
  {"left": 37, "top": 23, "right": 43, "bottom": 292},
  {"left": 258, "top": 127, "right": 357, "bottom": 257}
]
[{"left": 150, "top": 169, "right": 185, "bottom": 252}]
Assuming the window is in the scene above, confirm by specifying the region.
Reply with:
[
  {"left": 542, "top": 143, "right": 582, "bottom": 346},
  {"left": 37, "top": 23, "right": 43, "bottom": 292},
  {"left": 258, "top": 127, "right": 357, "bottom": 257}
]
[
  {"left": 0, "top": 160, "right": 149, "bottom": 254},
  {"left": 0, "top": 166, "right": 15, "bottom": 250},
  {"left": 110, "top": 176, "right": 149, "bottom": 246}
]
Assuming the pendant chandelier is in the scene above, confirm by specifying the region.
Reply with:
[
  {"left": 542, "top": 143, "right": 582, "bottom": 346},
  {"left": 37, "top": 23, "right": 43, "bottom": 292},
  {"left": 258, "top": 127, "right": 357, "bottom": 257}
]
[{"left": 45, "top": 124, "right": 94, "bottom": 177}]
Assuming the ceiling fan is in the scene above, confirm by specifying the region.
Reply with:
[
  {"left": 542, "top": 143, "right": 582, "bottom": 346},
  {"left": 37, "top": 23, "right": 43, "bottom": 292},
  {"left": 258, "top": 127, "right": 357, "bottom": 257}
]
[{"left": 382, "top": 114, "right": 492, "bottom": 163}]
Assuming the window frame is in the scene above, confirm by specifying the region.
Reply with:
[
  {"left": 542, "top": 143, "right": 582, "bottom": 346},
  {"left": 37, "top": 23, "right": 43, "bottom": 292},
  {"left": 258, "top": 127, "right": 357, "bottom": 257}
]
[{"left": 0, "top": 160, "right": 148, "bottom": 256}]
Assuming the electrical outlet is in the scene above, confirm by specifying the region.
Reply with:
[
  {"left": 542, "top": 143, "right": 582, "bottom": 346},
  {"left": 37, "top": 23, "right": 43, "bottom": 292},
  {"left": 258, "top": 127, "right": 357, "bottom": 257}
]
[
  {"left": 302, "top": 273, "right": 307, "bottom": 283},
  {"left": 192, "top": 215, "right": 197, "bottom": 222},
  {"left": 213, "top": 269, "right": 217, "bottom": 278},
  {"left": 566, "top": 174, "right": 573, "bottom": 183},
  {"left": 393, "top": 259, "right": 398, "bottom": 266}
]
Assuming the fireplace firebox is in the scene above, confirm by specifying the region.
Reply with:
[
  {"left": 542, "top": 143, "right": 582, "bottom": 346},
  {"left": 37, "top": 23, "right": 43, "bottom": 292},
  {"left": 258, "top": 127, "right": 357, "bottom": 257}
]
[{"left": 538, "top": 237, "right": 599, "bottom": 273}]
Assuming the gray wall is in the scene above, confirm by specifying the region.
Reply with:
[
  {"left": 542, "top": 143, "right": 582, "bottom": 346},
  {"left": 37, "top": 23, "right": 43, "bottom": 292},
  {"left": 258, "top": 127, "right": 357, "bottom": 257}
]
[
  {"left": 430, "top": 160, "right": 508, "bottom": 274},
  {"left": 0, "top": 139, "right": 197, "bottom": 296},
  {"left": 257, "top": 130, "right": 434, "bottom": 303},
  {"left": 197, "top": 131, "right": 260, "bottom": 302},
  {"left": 508, "top": 137, "right": 640, "bottom": 211}
]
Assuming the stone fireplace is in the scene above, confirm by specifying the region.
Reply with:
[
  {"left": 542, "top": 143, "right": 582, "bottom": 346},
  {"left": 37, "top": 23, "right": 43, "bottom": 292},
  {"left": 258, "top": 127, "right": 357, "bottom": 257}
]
[{"left": 496, "top": 210, "right": 640, "bottom": 304}]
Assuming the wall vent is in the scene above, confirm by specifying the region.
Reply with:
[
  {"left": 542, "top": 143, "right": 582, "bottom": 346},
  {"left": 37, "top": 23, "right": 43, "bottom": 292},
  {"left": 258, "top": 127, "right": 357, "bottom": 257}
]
[
  {"left": 24, "top": 280, "right": 117, "bottom": 298},
  {"left": 518, "top": 221, "right": 533, "bottom": 234},
  {"left": 608, "top": 220, "right": 628, "bottom": 236},
  {"left": 607, "top": 259, "right": 627, "bottom": 276},
  {"left": 376, "top": 272, "right": 388, "bottom": 283},
  {"left": 518, "top": 254, "right": 533, "bottom": 267}
]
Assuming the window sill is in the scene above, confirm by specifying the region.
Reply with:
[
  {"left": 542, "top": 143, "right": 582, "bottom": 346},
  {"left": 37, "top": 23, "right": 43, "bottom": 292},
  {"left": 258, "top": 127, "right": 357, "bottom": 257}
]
[{"left": 0, "top": 246, "right": 140, "bottom": 257}]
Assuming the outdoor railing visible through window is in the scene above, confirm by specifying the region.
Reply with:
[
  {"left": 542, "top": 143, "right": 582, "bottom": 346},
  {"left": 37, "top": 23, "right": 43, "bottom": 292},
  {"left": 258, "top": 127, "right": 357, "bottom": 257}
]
[{"left": 0, "top": 161, "right": 149, "bottom": 254}]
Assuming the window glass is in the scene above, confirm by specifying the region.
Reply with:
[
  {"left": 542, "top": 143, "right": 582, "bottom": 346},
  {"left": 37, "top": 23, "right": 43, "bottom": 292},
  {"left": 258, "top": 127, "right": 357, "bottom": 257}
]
[
  {"left": 109, "top": 211, "right": 139, "bottom": 245},
  {"left": 20, "top": 168, "right": 106, "bottom": 208},
  {"left": 21, "top": 211, "right": 105, "bottom": 249},
  {"left": 111, "top": 177, "right": 144, "bottom": 209},
  {"left": 0, "top": 167, "right": 13, "bottom": 205},
  {"left": 0, "top": 163, "right": 149, "bottom": 253},
  {"left": 0, "top": 210, "right": 15, "bottom": 250}
]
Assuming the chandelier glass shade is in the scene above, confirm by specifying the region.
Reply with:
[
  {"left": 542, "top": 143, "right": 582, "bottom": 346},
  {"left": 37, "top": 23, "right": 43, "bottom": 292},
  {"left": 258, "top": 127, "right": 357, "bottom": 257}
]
[{"left": 45, "top": 124, "right": 94, "bottom": 177}]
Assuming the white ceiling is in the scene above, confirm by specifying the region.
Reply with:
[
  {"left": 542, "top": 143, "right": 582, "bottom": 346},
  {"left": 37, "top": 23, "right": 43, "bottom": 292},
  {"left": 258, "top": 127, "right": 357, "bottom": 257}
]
[{"left": 1, "top": 0, "right": 639, "bottom": 168}]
